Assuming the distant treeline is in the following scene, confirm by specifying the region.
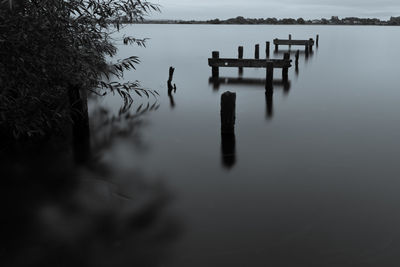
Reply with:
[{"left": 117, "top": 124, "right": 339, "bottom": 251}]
[{"left": 135, "top": 16, "right": 400, "bottom": 26}]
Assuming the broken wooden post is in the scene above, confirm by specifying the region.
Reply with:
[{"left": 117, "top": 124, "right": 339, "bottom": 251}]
[
  {"left": 167, "top": 66, "right": 175, "bottom": 94},
  {"left": 221, "top": 91, "right": 236, "bottom": 168},
  {"left": 238, "top": 46, "right": 243, "bottom": 75},
  {"left": 255, "top": 44, "right": 259, "bottom": 59},
  {"left": 282, "top": 53, "right": 290, "bottom": 81},
  {"left": 274, "top": 38, "right": 278, "bottom": 51},
  {"left": 316, "top": 34, "right": 319, "bottom": 47},
  {"left": 212, "top": 51, "right": 219, "bottom": 78},
  {"left": 221, "top": 91, "right": 236, "bottom": 135},
  {"left": 266, "top": 41, "right": 270, "bottom": 58},
  {"left": 266, "top": 61, "right": 274, "bottom": 91}
]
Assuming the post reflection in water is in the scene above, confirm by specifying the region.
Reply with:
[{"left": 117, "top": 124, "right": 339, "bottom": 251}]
[
  {"left": 220, "top": 91, "right": 237, "bottom": 169},
  {"left": 209, "top": 77, "right": 290, "bottom": 120},
  {"left": 265, "top": 91, "right": 273, "bottom": 119},
  {"left": 273, "top": 49, "right": 314, "bottom": 63}
]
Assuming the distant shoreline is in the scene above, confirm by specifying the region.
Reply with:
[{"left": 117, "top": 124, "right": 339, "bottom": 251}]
[{"left": 132, "top": 16, "right": 400, "bottom": 26}]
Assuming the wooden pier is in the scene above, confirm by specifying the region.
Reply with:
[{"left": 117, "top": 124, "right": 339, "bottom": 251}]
[
  {"left": 208, "top": 49, "right": 292, "bottom": 88},
  {"left": 274, "top": 36, "right": 315, "bottom": 53}
]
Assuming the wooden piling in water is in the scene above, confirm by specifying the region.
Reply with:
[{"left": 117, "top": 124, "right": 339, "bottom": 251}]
[
  {"left": 289, "top": 34, "right": 292, "bottom": 49},
  {"left": 212, "top": 51, "right": 219, "bottom": 78},
  {"left": 266, "top": 41, "right": 270, "bottom": 58},
  {"left": 282, "top": 53, "right": 290, "bottom": 81},
  {"left": 295, "top": 50, "right": 299, "bottom": 65},
  {"left": 309, "top": 38, "right": 313, "bottom": 52},
  {"left": 316, "top": 34, "right": 319, "bottom": 47},
  {"left": 238, "top": 46, "right": 243, "bottom": 75},
  {"left": 221, "top": 91, "right": 236, "bottom": 135},
  {"left": 168, "top": 66, "right": 176, "bottom": 94},
  {"left": 274, "top": 39, "right": 279, "bottom": 51},
  {"left": 255, "top": 44, "right": 259, "bottom": 59}
]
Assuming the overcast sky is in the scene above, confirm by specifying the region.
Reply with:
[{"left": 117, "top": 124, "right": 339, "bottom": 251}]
[{"left": 150, "top": 0, "right": 400, "bottom": 20}]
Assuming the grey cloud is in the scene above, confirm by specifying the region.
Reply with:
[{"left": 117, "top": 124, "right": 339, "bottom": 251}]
[{"left": 151, "top": 0, "right": 400, "bottom": 20}]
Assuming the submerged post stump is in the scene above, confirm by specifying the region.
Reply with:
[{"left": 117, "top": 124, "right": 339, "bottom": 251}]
[
  {"left": 238, "top": 46, "right": 243, "bottom": 75},
  {"left": 221, "top": 91, "right": 236, "bottom": 135},
  {"left": 274, "top": 39, "right": 279, "bottom": 51},
  {"left": 316, "top": 34, "right": 319, "bottom": 47},
  {"left": 255, "top": 44, "right": 259, "bottom": 59},
  {"left": 309, "top": 38, "right": 313, "bottom": 52},
  {"left": 266, "top": 41, "right": 270, "bottom": 58},
  {"left": 289, "top": 34, "right": 292, "bottom": 49},
  {"left": 295, "top": 50, "right": 299, "bottom": 65},
  {"left": 212, "top": 51, "right": 219, "bottom": 78}
]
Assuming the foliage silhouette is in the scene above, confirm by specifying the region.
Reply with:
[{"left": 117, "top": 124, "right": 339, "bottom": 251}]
[{"left": 0, "top": 0, "right": 160, "bottom": 139}]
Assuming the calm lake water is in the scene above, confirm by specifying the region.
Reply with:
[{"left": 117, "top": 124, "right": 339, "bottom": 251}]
[
  {"left": 90, "top": 24, "right": 400, "bottom": 266},
  {"left": 3, "top": 24, "right": 400, "bottom": 266}
]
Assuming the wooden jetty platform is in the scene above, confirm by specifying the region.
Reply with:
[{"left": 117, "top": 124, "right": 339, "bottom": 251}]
[
  {"left": 273, "top": 35, "right": 315, "bottom": 53},
  {"left": 208, "top": 49, "right": 291, "bottom": 88}
]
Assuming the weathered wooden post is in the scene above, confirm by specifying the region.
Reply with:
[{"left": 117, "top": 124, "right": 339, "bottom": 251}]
[
  {"left": 274, "top": 38, "right": 278, "bottom": 51},
  {"left": 316, "top": 34, "right": 319, "bottom": 47},
  {"left": 305, "top": 43, "right": 309, "bottom": 56},
  {"left": 309, "top": 38, "right": 313, "bottom": 52},
  {"left": 238, "top": 46, "right": 243, "bottom": 75},
  {"left": 255, "top": 44, "right": 259, "bottom": 59},
  {"left": 266, "top": 41, "right": 270, "bottom": 58},
  {"left": 295, "top": 50, "right": 299, "bottom": 65},
  {"left": 167, "top": 66, "right": 175, "bottom": 94},
  {"left": 282, "top": 52, "right": 290, "bottom": 81},
  {"left": 289, "top": 34, "right": 292, "bottom": 49},
  {"left": 266, "top": 61, "right": 274, "bottom": 91},
  {"left": 265, "top": 91, "right": 273, "bottom": 119},
  {"left": 221, "top": 91, "right": 236, "bottom": 135},
  {"left": 221, "top": 91, "right": 236, "bottom": 168},
  {"left": 212, "top": 51, "right": 219, "bottom": 78}
]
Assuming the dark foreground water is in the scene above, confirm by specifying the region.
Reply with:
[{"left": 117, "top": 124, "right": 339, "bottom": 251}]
[{"left": 3, "top": 25, "right": 400, "bottom": 266}]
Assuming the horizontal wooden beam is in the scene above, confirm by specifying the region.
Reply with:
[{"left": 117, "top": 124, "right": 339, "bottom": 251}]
[
  {"left": 208, "top": 58, "right": 291, "bottom": 68},
  {"left": 273, "top": 39, "right": 314, "bottom": 46}
]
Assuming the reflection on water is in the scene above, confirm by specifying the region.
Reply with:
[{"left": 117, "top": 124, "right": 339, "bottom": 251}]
[
  {"left": 265, "top": 91, "right": 273, "bottom": 119},
  {"left": 0, "top": 99, "right": 180, "bottom": 267}
]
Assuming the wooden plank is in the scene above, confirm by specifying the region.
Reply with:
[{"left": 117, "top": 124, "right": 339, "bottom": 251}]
[
  {"left": 273, "top": 39, "right": 314, "bottom": 46},
  {"left": 208, "top": 58, "right": 291, "bottom": 68}
]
